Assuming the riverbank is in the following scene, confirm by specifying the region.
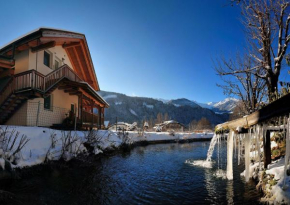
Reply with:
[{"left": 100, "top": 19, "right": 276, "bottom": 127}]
[
  {"left": 0, "top": 126, "right": 213, "bottom": 170},
  {"left": 245, "top": 157, "right": 290, "bottom": 204}
]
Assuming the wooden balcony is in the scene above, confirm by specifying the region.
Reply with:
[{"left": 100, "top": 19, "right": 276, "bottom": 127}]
[
  {"left": 0, "top": 65, "right": 106, "bottom": 127},
  {"left": 82, "top": 110, "right": 99, "bottom": 126},
  {"left": 0, "top": 65, "right": 83, "bottom": 106}
]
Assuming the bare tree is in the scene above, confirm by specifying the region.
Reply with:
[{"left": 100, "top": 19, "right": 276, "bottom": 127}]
[
  {"left": 188, "top": 119, "right": 198, "bottom": 131},
  {"left": 164, "top": 113, "right": 170, "bottom": 121},
  {"left": 229, "top": 101, "right": 249, "bottom": 120},
  {"left": 156, "top": 113, "right": 163, "bottom": 124},
  {"left": 229, "top": 0, "right": 290, "bottom": 102},
  {"left": 215, "top": 53, "right": 267, "bottom": 114},
  {"left": 196, "top": 118, "right": 212, "bottom": 130}
]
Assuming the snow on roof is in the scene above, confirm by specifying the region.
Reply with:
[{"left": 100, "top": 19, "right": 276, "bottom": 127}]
[
  {"left": 79, "top": 82, "right": 109, "bottom": 107},
  {"left": 155, "top": 120, "right": 186, "bottom": 128},
  {"left": 0, "top": 27, "right": 84, "bottom": 50}
]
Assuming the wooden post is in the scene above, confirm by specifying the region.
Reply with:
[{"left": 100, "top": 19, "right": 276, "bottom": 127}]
[
  {"left": 263, "top": 130, "right": 271, "bottom": 169},
  {"left": 98, "top": 106, "right": 101, "bottom": 129},
  {"left": 91, "top": 100, "right": 93, "bottom": 130},
  {"left": 80, "top": 94, "right": 83, "bottom": 126},
  {"left": 36, "top": 101, "right": 41, "bottom": 127}
]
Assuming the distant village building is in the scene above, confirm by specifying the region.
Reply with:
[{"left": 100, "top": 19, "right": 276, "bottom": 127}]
[
  {"left": 154, "top": 120, "right": 186, "bottom": 132},
  {"left": 108, "top": 122, "right": 138, "bottom": 131},
  {"left": 143, "top": 121, "right": 149, "bottom": 131}
]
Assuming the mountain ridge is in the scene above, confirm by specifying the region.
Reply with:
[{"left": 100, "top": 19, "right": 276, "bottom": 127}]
[{"left": 98, "top": 91, "right": 238, "bottom": 126}]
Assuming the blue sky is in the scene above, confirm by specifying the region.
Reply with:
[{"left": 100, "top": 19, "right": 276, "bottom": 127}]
[{"left": 0, "top": 0, "right": 247, "bottom": 103}]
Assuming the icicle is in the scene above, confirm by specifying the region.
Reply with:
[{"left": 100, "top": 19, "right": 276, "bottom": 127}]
[
  {"left": 227, "top": 131, "right": 234, "bottom": 180},
  {"left": 256, "top": 125, "right": 262, "bottom": 171},
  {"left": 238, "top": 134, "right": 241, "bottom": 165},
  {"left": 283, "top": 117, "right": 290, "bottom": 189},
  {"left": 234, "top": 134, "right": 237, "bottom": 159},
  {"left": 217, "top": 134, "right": 220, "bottom": 170},
  {"left": 245, "top": 132, "right": 251, "bottom": 182},
  {"left": 254, "top": 126, "right": 257, "bottom": 159}
]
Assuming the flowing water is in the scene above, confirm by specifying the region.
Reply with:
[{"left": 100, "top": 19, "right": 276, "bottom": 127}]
[
  {"left": 185, "top": 134, "right": 219, "bottom": 168},
  {"left": 0, "top": 141, "right": 262, "bottom": 204}
]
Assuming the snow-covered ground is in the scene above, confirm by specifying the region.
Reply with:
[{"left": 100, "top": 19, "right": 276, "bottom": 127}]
[
  {"left": 266, "top": 158, "right": 290, "bottom": 203},
  {"left": 244, "top": 157, "right": 290, "bottom": 204},
  {"left": 128, "top": 131, "right": 213, "bottom": 142},
  {"left": 0, "top": 126, "right": 213, "bottom": 170}
]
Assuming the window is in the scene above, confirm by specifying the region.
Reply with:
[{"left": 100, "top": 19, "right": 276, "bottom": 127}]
[
  {"left": 44, "top": 51, "right": 51, "bottom": 67},
  {"left": 44, "top": 95, "right": 52, "bottom": 110},
  {"left": 54, "top": 60, "right": 59, "bottom": 70},
  {"left": 54, "top": 56, "right": 61, "bottom": 70},
  {"left": 71, "top": 103, "right": 75, "bottom": 114}
]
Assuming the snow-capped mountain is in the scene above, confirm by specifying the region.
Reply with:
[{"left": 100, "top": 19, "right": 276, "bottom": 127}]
[
  {"left": 168, "top": 98, "right": 201, "bottom": 108},
  {"left": 98, "top": 91, "right": 229, "bottom": 125},
  {"left": 212, "top": 98, "right": 239, "bottom": 112},
  {"left": 196, "top": 98, "right": 239, "bottom": 113}
]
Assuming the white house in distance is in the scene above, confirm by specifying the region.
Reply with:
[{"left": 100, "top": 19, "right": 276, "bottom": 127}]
[{"left": 0, "top": 28, "right": 109, "bottom": 129}]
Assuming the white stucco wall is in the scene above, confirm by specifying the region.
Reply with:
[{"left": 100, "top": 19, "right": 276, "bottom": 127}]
[
  {"left": 26, "top": 88, "right": 78, "bottom": 127},
  {"left": 28, "top": 45, "right": 73, "bottom": 75}
]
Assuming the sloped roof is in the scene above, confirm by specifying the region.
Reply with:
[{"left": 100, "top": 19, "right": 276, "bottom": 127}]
[{"left": 0, "top": 27, "right": 100, "bottom": 91}]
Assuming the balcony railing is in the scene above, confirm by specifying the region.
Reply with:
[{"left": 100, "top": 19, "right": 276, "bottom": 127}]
[
  {"left": 82, "top": 110, "right": 99, "bottom": 125},
  {"left": 0, "top": 65, "right": 83, "bottom": 107},
  {"left": 45, "top": 65, "right": 82, "bottom": 90}
]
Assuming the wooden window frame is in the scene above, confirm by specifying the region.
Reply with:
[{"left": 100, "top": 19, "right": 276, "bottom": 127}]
[{"left": 44, "top": 95, "right": 53, "bottom": 111}]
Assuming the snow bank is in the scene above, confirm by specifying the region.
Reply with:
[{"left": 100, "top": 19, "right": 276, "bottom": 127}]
[
  {"left": 127, "top": 131, "right": 213, "bottom": 142},
  {"left": 0, "top": 126, "right": 213, "bottom": 170},
  {"left": 244, "top": 158, "right": 290, "bottom": 204},
  {"left": 0, "top": 126, "right": 122, "bottom": 169},
  {"left": 266, "top": 158, "right": 290, "bottom": 204}
]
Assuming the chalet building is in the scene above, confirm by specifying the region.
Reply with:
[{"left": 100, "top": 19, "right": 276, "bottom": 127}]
[
  {"left": 0, "top": 28, "right": 109, "bottom": 129},
  {"left": 154, "top": 120, "right": 186, "bottom": 132}
]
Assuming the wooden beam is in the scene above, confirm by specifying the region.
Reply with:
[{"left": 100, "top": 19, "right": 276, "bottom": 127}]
[
  {"left": 98, "top": 107, "right": 101, "bottom": 129},
  {"left": 58, "top": 85, "right": 74, "bottom": 90},
  {"left": 69, "top": 91, "right": 81, "bottom": 95},
  {"left": 79, "top": 87, "right": 104, "bottom": 107},
  {"left": 0, "top": 59, "right": 14, "bottom": 66},
  {"left": 28, "top": 40, "right": 38, "bottom": 47},
  {"left": 17, "top": 44, "right": 30, "bottom": 51},
  {"left": 63, "top": 42, "right": 80, "bottom": 48},
  {"left": 31, "top": 41, "right": 56, "bottom": 53},
  {"left": 80, "top": 42, "right": 98, "bottom": 90},
  {"left": 264, "top": 130, "right": 272, "bottom": 169},
  {"left": 73, "top": 46, "right": 87, "bottom": 82},
  {"left": 64, "top": 88, "right": 78, "bottom": 93},
  {"left": 0, "top": 56, "right": 14, "bottom": 64},
  {"left": 0, "top": 62, "right": 13, "bottom": 69}
]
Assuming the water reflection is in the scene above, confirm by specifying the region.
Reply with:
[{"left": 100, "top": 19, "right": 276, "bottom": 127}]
[
  {"left": 226, "top": 180, "right": 234, "bottom": 205},
  {"left": 205, "top": 168, "right": 218, "bottom": 204},
  {"left": 0, "top": 142, "right": 262, "bottom": 205}
]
